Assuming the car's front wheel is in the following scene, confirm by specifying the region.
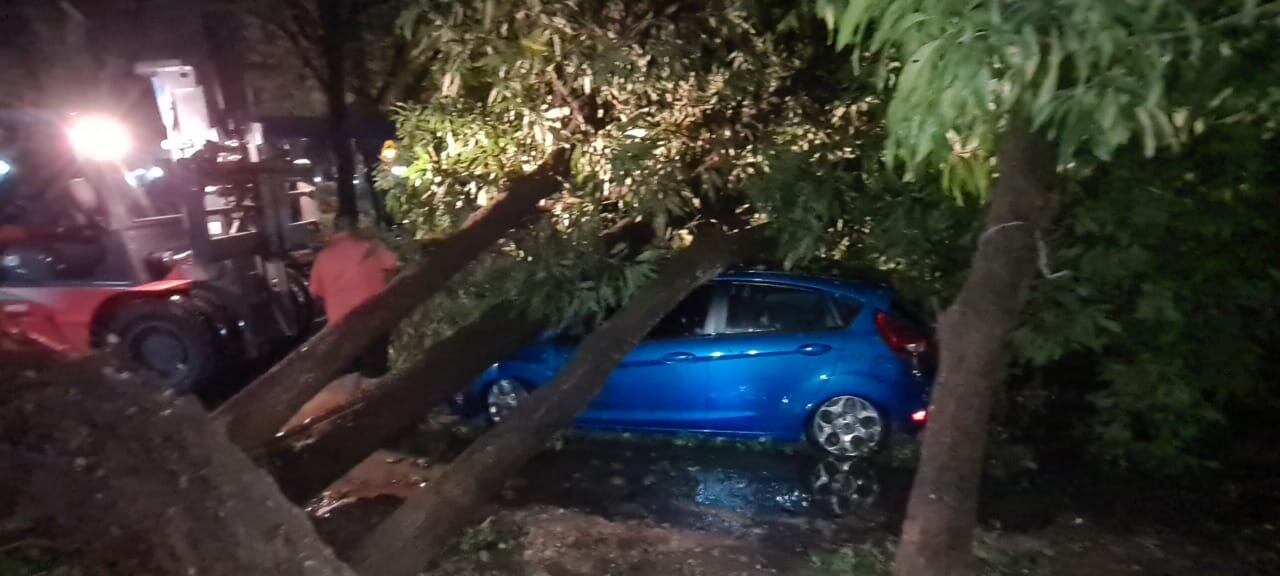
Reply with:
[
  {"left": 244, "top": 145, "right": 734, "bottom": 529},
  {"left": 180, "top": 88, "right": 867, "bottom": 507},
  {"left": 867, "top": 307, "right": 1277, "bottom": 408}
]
[
  {"left": 809, "top": 395, "right": 885, "bottom": 457},
  {"left": 485, "top": 379, "right": 528, "bottom": 424}
]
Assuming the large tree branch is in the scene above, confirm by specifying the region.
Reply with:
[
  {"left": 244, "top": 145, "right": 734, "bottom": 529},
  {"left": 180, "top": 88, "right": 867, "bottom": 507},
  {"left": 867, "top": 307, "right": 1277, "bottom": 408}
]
[
  {"left": 348, "top": 225, "right": 766, "bottom": 576},
  {"left": 250, "top": 6, "right": 329, "bottom": 87},
  {"left": 280, "top": 0, "right": 325, "bottom": 45},
  {"left": 265, "top": 303, "right": 539, "bottom": 503},
  {"left": 211, "top": 148, "right": 572, "bottom": 454},
  {"left": 263, "top": 209, "right": 670, "bottom": 504},
  {"left": 371, "top": 38, "right": 411, "bottom": 105}
]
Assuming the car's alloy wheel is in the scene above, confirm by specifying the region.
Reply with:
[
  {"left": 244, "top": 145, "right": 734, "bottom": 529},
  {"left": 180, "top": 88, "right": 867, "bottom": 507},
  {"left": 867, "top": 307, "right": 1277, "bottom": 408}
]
[
  {"left": 810, "top": 395, "right": 884, "bottom": 456},
  {"left": 486, "top": 379, "right": 528, "bottom": 423},
  {"left": 810, "top": 457, "right": 880, "bottom": 515}
]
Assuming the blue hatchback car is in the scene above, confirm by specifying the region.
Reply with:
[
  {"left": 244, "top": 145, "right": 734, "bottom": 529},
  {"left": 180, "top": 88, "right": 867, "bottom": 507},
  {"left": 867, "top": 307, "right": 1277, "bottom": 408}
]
[{"left": 463, "top": 272, "right": 932, "bottom": 456}]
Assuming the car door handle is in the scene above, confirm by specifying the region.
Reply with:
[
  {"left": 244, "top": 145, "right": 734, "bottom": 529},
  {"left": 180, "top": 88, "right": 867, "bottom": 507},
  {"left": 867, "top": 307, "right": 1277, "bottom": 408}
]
[
  {"left": 662, "top": 352, "right": 697, "bottom": 363},
  {"left": 797, "top": 343, "right": 832, "bottom": 356}
]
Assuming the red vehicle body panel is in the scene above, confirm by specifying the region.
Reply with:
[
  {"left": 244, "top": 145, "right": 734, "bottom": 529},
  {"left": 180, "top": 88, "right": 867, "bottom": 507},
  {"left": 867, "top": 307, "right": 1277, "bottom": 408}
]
[{"left": 0, "top": 279, "right": 193, "bottom": 353}]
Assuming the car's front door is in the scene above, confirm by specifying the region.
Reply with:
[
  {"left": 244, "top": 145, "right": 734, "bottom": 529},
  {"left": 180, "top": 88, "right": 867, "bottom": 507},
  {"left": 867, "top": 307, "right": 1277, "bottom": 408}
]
[
  {"left": 578, "top": 284, "right": 718, "bottom": 430},
  {"left": 701, "top": 281, "right": 846, "bottom": 435}
]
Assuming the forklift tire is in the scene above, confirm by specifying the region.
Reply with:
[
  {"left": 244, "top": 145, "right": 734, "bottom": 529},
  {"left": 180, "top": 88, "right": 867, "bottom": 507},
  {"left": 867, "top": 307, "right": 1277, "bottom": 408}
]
[{"left": 108, "top": 299, "right": 218, "bottom": 394}]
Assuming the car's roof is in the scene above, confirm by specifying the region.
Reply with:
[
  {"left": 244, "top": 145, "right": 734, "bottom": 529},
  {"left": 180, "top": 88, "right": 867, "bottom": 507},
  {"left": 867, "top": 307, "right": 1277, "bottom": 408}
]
[{"left": 716, "top": 271, "right": 894, "bottom": 306}]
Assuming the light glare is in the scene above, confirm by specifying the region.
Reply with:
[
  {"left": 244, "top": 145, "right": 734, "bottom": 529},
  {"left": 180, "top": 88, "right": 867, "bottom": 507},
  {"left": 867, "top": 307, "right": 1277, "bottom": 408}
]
[{"left": 68, "top": 116, "right": 132, "bottom": 161}]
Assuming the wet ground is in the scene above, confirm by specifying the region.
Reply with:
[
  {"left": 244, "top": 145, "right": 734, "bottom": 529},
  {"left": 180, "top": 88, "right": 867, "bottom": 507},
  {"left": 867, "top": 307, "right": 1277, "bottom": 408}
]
[
  {"left": 311, "top": 426, "right": 1280, "bottom": 576},
  {"left": 507, "top": 438, "right": 904, "bottom": 525}
]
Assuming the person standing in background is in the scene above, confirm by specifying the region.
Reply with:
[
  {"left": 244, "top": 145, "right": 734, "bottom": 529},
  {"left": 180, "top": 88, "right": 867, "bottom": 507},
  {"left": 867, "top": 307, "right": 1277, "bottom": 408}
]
[{"left": 285, "top": 214, "right": 399, "bottom": 429}]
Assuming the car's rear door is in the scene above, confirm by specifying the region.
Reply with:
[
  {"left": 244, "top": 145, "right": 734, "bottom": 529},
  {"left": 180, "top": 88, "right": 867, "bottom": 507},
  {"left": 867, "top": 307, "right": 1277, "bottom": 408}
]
[
  {"left": 578, "top": 284, "right": 718, "bottom": 429},
  {"left": 700, "top": 281, "right": 846, "bottom": 434}
]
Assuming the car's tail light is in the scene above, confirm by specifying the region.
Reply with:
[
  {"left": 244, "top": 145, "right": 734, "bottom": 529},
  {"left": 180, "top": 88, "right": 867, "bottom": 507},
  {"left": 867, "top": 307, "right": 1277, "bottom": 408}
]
[
  {"left": 874, "top": 311, "right": 928, "bottom": 355},
  {"left": 911, "top": 409, "right": 928, "bottom": 424}
]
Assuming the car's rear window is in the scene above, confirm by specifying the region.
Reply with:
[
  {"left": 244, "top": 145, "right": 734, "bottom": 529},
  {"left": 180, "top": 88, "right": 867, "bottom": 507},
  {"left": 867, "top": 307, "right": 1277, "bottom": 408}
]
[{"left": 833, "top": 297, "right": 863, "bottom": 327}]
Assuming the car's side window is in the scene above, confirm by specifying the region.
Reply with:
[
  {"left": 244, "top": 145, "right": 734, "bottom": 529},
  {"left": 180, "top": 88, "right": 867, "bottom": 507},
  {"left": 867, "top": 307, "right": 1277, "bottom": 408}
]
[
  {"left": 723, "top": 283, "right": 836, "bottom": 334},
  {"left": 647, "top": 284, "right": 715, "bottom": 340},
  {"left": 833, "top": 296, "right": 863, "bottom": 327}
]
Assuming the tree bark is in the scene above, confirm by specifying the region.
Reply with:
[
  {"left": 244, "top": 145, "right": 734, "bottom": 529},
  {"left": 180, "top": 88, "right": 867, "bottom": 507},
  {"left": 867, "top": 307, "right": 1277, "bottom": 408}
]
[
  {"left": 264, "top": 217, "right": 675, "bottom": 504},
  {"left": 0, "top": 357, "right": 355, "bottom": 576},
  {"left": 318, "top": 0, "right": 358, "bottom": 222},
  {"left": 356, "top": 139, "right": 393, "bottom": 228},
  {"left": 348, "top": 226, "right": 762, "bottom": 576},
  {"left": 267, "top": 303, "right": 542, "bottom": 503},
  {"left": 892, "top": 119, "right": 1056, "bottom": 576},
  {"left": 212, "top": 149, "right": 569, "bottom": 455}
]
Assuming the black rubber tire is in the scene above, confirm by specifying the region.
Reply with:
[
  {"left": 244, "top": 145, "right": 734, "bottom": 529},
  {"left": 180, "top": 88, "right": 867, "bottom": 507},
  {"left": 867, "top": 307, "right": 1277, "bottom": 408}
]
[{"left": 107, "top": 299, "right": 218, "bottom": 394}]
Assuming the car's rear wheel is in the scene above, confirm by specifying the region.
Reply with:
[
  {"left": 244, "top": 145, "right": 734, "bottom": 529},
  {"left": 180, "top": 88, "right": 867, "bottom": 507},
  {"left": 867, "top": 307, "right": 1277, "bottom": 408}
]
[
  {"left": 485, "top": 379, "right": 528, "bottom": 424},
  {"left": 108, "top": 299, "right": 217, "bottom": 394},
  {"left": 809, "top": 395, "right": 884, "bottom": 456}
]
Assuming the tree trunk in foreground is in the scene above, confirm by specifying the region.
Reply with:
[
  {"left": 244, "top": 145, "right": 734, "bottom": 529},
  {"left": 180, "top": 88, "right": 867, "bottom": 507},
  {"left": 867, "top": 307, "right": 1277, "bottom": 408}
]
[
  {"left": 0, "top": 357, "right": 354, "bottom": 576},
  {"left": 267, "top": 303, "right": 542, "bottom": 503},
  {"left": 892, "top": 120, "right": 1056, "bottom": 576},
  {"left": 213, "top": 150, "right": 568, "bottom": 454},
  {"left": 349, "top": 226, "right": 761, "bottom": 576}
]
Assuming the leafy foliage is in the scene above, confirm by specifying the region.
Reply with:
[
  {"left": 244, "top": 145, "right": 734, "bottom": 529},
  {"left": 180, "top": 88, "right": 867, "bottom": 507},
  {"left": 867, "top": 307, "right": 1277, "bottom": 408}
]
[
  {"left": 1011, "top": 77, "right": 1280, "bottom": 471},
  {"left": 816, "top": 0, "right": 1263, "bottom": 194},
  {"left": 383, "top": 0, "right": 881, "bottom": 342},
  {"left": 810, "top": 540, "right": 1048, "bottom": 576},
  {"left": 821, "top": 0, "right": 1280, "bottom": 473},
  {"left": 379, "top": 0, "right": 1280, "bottom": 475}
]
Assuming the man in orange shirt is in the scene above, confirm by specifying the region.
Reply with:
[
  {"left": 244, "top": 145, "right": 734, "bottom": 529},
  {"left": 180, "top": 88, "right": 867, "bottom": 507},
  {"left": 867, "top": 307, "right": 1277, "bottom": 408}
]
[{"left": 286, "top": 215, "right": 399, "bottom": 429}]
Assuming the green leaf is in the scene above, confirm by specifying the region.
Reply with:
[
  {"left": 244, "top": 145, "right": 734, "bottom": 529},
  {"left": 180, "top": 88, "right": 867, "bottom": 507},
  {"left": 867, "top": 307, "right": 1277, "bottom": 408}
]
[
  {"left": 1097, "top": 316, "right": 1123, "bottom": 334},
  {"left": 1032, "top": 32, "right": 1062, "bottom": 116},
  {"left": 1134, "top": 106, "right": 1157, "bottom": 157},
  {"left": 835, "top": 0, "right": 871, "bottom": 49}
]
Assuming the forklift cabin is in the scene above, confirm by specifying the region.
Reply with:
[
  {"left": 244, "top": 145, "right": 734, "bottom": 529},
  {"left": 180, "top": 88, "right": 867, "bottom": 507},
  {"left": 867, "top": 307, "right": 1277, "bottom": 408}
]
[{"left": 0, "top": 112, "right": 319, "bottom": 392}]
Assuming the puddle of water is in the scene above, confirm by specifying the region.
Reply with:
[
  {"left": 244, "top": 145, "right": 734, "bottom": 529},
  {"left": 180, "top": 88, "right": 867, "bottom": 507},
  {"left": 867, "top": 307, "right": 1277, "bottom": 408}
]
[{"left": 500, "top": 436, "right": 908, "bottom": 530}]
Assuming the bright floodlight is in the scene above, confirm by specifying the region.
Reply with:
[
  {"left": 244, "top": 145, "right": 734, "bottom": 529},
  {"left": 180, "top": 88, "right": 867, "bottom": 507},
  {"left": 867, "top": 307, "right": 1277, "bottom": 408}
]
[
  {"left": 0, "top": 159, "right": 11, "bottom": 177},
  {"left": 146, "top": 165, "right": 165, "bottom": 179},
  {"left": 68, "top": 116, "right": 132, "bottom": 161}
]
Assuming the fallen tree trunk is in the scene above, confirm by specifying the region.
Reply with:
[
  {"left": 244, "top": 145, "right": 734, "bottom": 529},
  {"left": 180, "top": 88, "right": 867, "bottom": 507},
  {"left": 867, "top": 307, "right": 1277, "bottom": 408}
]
[
  {"left": 267, "top": 303, "right": 542, "bottom": 503},
  {"left": 264, "top": 218, "right": 673, "bottom": 503},
  {"left": 0, "top": 356, "right": 355, "bottom": 576},
  {"left": 213, "top": 150, "right": 569, "bottom": 454},
  {"left": 348, "top": 225, "right": 761, "bottom": 576},
  {"left": 892, "top": 119, "right": 1057, "bottom": 576}
]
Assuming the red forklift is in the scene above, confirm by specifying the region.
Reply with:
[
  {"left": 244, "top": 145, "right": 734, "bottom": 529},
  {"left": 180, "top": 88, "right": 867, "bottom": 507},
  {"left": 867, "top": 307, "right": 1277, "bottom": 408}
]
[{"left": 0, "top": 110, "right": 319, "bottom": 393}]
